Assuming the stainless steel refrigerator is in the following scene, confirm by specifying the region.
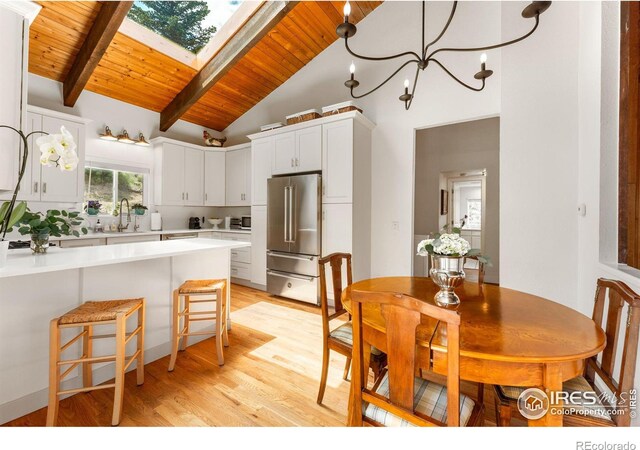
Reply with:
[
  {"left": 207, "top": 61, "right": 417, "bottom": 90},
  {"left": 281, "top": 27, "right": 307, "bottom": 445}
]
[{"left": 267, "top": 173, "right": 321, "bottom": 304}]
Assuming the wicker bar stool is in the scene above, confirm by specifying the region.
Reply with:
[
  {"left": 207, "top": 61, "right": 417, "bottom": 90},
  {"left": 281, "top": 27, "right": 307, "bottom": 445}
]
[
  {"left": 168, "top": 279, "right": 228, "bottom": 370},
  {"left": 47, "top": 298, "right": 145, "bottom": 427}
]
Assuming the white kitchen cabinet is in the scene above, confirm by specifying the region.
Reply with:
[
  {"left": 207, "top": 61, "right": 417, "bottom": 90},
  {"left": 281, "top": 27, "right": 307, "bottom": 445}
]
[
  {"left": 1, "top": 107, "right": 88, "bottom": 203},
  {"left": 271, "top": 125, "right": 321, "bottom": 175},
  {"left": 322, "top": 120, "right": 353, "bottom": 204},
  {"left": 153, "top": 138, "right": 208, "bottom": 207},
  {"left": 106, "top": 234, "right": 161, "bottom": 245},
  {"left": 184, "top": 148, "right": 204, "bottom": 206},
  {"left": 322, "top": 203, "right": 353, "bottom": 300},
  {"left": 0, "top": 7, "right": 25, "bottom": 192},
  {"left": 204, "top": 150, "right": 225, "bottom": 206},
  {"left": 225, "top": 144, "right": 251, "bottom": 206},
  {"left": 251, "top": 137, "right": 273, "bottom": 206},
  {"left": 59, "top": 238, "right": 106, "bottom": 248},
  {"left": 251, "top": 205, "right": 267, "bottom": 286}
]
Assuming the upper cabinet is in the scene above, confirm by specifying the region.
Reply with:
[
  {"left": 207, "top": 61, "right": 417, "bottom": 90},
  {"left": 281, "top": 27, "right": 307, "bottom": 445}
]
[
  {"left": 251, "top": 137, "right": 273, "bottom": 206},
  {"left": 271, "top": 125, "right": 322, "bottom": 175},
  {"left": 0, "top": 106, "right": 88, "bottom": 203},
  {"left": 153, "top": 138, "right": 204, "bottom": 206},
  {"left": 0, "top": 7, "right": 26, "bottom": 192},
  {"left": 204, "top": 150, "right": 225, "bottom": 206},
  {"left": 322, "top": 120, "right": 353, "bottom": 204},
  {"left": 225, "top": 144, "right": 251, "bottom": 206}
]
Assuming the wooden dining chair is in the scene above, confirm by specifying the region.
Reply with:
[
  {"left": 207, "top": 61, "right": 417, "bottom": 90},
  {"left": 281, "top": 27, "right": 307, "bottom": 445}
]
[
  {"left": 494, "top": 278, "right": 640, "bottom": 426},
  {"left": 350, "top": 290, "right": 484, "bottom": 427},
  {"left": 463, "top": 255, "right": 485, "bottom": 285},
  {"left": 316, "top": 253, "right": 386, "bottom": 404}
]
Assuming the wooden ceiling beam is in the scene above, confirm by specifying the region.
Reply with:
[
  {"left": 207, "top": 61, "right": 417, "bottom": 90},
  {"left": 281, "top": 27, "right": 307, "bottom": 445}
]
[
  {"left": 159, "top": 1, "right": 298, "bottom": 132},
  {"left": 63, "top": 1, "right": 133, "bottom": 107}
]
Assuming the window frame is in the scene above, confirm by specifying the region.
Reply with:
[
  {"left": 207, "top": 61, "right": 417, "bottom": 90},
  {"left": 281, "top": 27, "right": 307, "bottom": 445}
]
[{"left": 84, "top": 161, "right": 150, "bottom": 216}]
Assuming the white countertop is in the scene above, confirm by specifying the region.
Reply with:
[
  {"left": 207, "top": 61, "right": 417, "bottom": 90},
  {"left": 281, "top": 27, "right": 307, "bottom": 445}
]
[
  {"left": 48, "top": 227, "right": 251, "bottom": 242},
  {"left": 0, "top": 238, "right": 250, "bottom": 278}
]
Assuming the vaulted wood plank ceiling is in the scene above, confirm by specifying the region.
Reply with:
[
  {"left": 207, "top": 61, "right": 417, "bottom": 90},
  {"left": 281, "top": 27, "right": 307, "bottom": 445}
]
[{"left": 28, "top": 1, "right": 382, "bottom": 132}]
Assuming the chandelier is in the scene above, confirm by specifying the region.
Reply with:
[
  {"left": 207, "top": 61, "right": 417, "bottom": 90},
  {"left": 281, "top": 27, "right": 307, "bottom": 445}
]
[{"left": 337, "top": 1, "right": 552, "bottom": 110}]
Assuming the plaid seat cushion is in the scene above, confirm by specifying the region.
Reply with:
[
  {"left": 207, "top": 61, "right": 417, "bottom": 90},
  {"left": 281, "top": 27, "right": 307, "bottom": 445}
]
[
  {"left": 497, "top": 376, "right": 613, "bottom": 422},
  {"left": 329, "top": 322, "right": 383, "bottom": 356},
  {"left": 364, "top": 372, "right": 476, "bottom": 426}
]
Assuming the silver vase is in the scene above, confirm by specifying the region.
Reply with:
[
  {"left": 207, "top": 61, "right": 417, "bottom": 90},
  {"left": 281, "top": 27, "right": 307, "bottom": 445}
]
[{"left": 429, "top": 255, "right": 465, "bottom": 305}]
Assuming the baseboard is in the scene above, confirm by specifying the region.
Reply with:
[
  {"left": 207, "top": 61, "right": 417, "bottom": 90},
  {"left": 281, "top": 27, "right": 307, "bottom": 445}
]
[{"left": 0, "top": 333, "right": 211, "bottom": 425}]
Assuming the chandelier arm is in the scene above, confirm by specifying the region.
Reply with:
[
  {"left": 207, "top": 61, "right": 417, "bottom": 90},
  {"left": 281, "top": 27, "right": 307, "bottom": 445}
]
[
  {"left": 421, "top": 1, "right": 425, "bottom": 55},
  {"left": 349, "top": 59, "right": 420, "bottom": 99},
  {"left": 429, "top": 58, "right": 486, "bottom": 92},
  {"left": 404, "top": 65, "right": 422, "bottom": 110},
  {"left": 345, "top": 36, "right": 422, "bottom": 62},
  {"left": 425, "top": 14, "right": 540, "bottom": 60},
  {"left": 423, "top": 1, "right": 458, "bottom": 58}
]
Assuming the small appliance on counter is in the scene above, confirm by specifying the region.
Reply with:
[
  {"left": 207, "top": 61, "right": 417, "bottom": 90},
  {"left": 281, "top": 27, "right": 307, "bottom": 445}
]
[
  {"left": 151, "top": 212, "right": 162, "bottom": 231},
  {"left": 188, "top": 217, "right": 201, "bottom": 229},
  {"left": 229, "top": 218, "right": 242, "bottom": 230},
  {"left": 241, "top": 215, "right": 251, "bottom": 230}
]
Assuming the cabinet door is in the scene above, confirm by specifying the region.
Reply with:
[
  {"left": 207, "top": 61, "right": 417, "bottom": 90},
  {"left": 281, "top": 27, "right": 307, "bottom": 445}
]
[
  {"left": 225, "top": 148, "right": 245, "bottom": 206},
  {"left": 251, "top": 205, "right": 267, "bottom": 286},
  {"left": 40, "top": 116, "right": 84, "bottom": 203},
  {"left": 184, "top": 148, "right": 204, "bottom": 206},
  {"left": 242, "top": 147, "right": 251, "bottom": 205},
  {"left": 251, "top": 137, "right": 273, "bottom": 206},
  {"left": 272, "top": 131, "right": 295, "bottom": 175},
  {"left": 204, "top": 151, "right": 225, "bottom": 206},
  {"left": 322, "top": 120, "right": 353, "bottom": 203},
  {"left": 160, "top": 143, "right": 185, "bottom": 205},
  {"left": 0, "top": 112, "right": 41, "bottom": 201},
  {"left": 295, "top": 125, "right": 321, "bottom": 172},
  {"left": 321, "top": 203, "right": 352, "bottom": 300}
]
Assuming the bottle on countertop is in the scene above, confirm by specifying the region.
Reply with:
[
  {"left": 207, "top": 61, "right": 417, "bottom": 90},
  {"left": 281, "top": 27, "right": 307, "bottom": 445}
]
[{"left": 94, "top": 219, "right": 103, "bottom": 233}]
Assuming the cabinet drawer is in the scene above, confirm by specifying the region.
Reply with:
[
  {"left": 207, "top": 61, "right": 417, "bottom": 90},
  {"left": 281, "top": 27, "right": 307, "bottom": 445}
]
[
  {"left": 59, "top": 238, "right": 106, "bottom": 248},
  {"left": 219, "top": 232, "right": 251, "bottom": 242},
  {"left": 106, "top": 234, "right": 161, "bottom": 245},
  {"left": 230, "top": 262, "right": 251, "bottom": 280},
  {"left": 230, "top": 246, "right": 251, "bottom": 264}
]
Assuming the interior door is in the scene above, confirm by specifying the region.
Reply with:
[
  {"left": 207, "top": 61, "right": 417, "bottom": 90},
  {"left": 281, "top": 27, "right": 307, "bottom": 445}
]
[
  {"left": 184, "top": 148, "right": 204, "bottom": 205},
  {"left": 289, "top": 173, "right": 320, "bottom": 256},
  {"left": 40, "top": 116, "right": 83, "bottom": 202},
  {"left": 295, "top": 125, "right": 322, "bottom": 172},
  {"left": 267, "top": 176, "right": 290, "bottom": 253}
]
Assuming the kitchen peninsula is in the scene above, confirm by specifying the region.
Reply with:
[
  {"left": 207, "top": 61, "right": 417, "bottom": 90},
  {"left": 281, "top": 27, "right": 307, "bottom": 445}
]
[{"left": 0, "top": 238, "right": 249, "bottom": 423}]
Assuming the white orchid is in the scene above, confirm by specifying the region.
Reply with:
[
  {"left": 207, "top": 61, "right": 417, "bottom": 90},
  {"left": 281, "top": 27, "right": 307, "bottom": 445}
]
[{"left": 36, "top": 126, "right": 78, "bottom": 171}]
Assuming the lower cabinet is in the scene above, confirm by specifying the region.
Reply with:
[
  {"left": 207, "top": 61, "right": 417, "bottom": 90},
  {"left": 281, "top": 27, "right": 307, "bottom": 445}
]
[
  {"left": 211, "top": 231, "right": 252, "bottom": 282},
  {"left": 58, "top": 238, "right": 107, "bottom": 248}
]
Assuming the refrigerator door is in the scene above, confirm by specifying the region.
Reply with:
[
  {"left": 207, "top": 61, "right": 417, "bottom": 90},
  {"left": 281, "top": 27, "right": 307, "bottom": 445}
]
[
  {"left": 288, "top": 173, "right": 321, "bottom": 256},
  {"left": 267, "top": 176, "right": 290, "bottom": 253}
]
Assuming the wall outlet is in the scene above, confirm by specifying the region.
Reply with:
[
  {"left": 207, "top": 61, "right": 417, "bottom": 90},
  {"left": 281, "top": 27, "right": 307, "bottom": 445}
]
[{"left": 392, "top": 221, "right": 400, "bottom": 231}]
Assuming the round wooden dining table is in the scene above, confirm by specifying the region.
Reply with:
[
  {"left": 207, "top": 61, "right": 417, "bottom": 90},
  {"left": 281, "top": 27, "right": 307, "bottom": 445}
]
[{"left": 341, "top": 277, "right": 606, "bottom": 426}]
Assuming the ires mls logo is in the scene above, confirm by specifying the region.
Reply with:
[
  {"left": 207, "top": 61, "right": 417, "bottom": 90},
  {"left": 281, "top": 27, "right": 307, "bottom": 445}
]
[{"left": 517, "top": 388, "right": 550, "bottom": 420}]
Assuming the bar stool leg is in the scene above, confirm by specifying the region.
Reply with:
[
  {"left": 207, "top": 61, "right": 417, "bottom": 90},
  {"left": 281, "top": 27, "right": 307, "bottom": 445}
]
[
  {"left": 112, "top": 313, "right": 126, "bottom": 426},
  {"left": 46, "top": 318, "right": 60, "bottom": 426},
  {"left": 222, "top": 284, "right": 229, "bottom": 347},
  {"left": 168, "top": 289, "right": 180, "bottom": 372},
  {"left": 180, "top": 295, "right": 190, "bottom": 351},
  {"left": 137, "top": 301, "right": 145, "bottom": 386},
  {"left": 215, "top": 288, "right": 224, "bottom": 366},
  {"left": 82, "top": 325, "right": 93, "bottom": 388}
]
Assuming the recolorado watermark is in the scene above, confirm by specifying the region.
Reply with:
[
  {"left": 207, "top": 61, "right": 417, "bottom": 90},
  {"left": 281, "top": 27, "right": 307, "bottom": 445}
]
[
  {"left": 576, "top": 442, "right": 637, "bottom": 450},
  {"left": 516, "top": 387, "right": 637, "bottom": 420}
]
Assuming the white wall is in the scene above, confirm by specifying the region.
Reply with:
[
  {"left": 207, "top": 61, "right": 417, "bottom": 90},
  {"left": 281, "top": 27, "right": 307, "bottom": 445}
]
[{"left": 223, "top": 1, "right": 503, "bottom": 276}]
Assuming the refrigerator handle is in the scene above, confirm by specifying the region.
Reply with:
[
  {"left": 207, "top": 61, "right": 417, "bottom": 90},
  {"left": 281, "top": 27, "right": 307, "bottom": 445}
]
[
  {"left": 289, "top": 185, "right": 296, "bottom": 243},
  {"left": 284, "top": 186, "right": 290, "bottom": 243}
]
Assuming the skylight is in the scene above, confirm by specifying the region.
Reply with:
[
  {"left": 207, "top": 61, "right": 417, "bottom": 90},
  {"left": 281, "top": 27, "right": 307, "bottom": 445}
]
[{"left": 127, "top": 1, "right": 243, "bottom": 54}]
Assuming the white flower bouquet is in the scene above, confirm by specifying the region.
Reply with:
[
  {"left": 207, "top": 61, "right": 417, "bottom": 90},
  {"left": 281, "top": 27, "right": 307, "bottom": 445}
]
[{"left": 417, "top": 226, "right": 490, "bottom": 264}]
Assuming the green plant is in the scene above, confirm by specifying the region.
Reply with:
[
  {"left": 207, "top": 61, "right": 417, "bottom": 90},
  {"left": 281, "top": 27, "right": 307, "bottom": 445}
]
[
  {"left": 14, "top": 209, "right": 88, "bottom": 238},
  {"left": 131, "top": 203, "right": 147, "bottom": 211}
]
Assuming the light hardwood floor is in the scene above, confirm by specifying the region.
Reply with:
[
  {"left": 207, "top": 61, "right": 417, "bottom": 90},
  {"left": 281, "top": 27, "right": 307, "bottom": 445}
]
[{"left": 5, "top": 284, "right": 504, "bottom": 427}]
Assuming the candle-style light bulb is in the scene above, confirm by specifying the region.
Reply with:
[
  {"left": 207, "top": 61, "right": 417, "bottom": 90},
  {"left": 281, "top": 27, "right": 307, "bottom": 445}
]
[
  {"left": 344, "top": 1, "right": 351, "bottom": 18},
  {"left": 349, "top": 61, "right": 355, "bottom": 74},
  {"left": 404, "top": 79, "right": 410, "bottom": 89},
  {"left": 480, "top": 53, "right": 488, "bottom": 64}
]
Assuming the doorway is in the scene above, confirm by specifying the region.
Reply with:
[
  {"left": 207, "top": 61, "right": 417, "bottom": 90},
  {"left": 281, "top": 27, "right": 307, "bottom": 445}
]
[{"left": 446, "top": 172, "right": 486, "bottom": 253}]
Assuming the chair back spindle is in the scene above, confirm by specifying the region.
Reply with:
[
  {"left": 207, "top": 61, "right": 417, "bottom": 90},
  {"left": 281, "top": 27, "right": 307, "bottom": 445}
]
[{"left": 585, "top": 278, "right": 640, "bottom": 427}]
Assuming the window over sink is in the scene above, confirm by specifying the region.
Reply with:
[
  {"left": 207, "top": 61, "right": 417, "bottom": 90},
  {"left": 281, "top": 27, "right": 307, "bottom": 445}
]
[{"left": 84, "top": 162, "right": 149, "bottom": 215}]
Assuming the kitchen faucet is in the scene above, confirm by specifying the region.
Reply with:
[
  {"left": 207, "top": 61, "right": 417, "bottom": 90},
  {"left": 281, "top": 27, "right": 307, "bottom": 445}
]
[{"left": 117, "top": 198, "right": 131, "bottom": 232}]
